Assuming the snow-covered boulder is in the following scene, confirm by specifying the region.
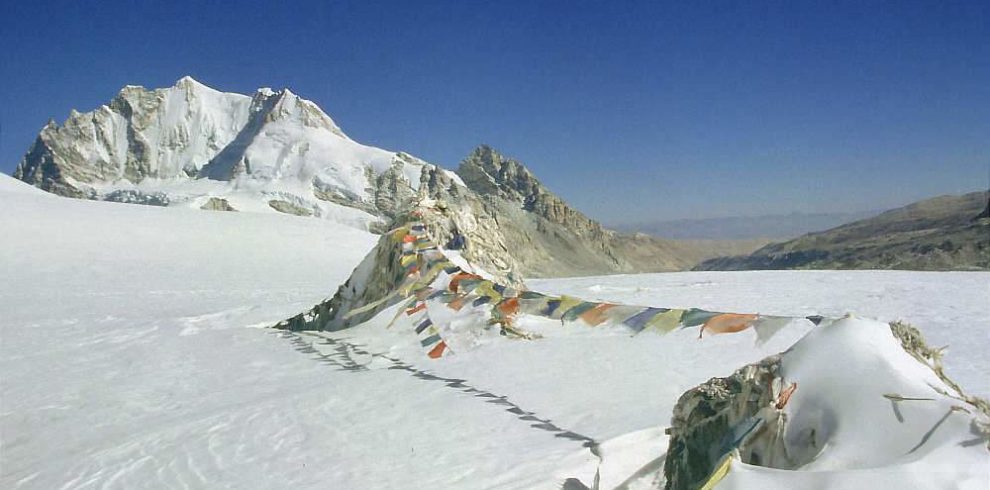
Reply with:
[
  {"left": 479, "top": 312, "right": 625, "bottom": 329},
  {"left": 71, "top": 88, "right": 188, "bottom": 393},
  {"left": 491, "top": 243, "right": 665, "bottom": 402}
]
[{"left": 664, "top": 316, "right": 989, "bottom": 490}]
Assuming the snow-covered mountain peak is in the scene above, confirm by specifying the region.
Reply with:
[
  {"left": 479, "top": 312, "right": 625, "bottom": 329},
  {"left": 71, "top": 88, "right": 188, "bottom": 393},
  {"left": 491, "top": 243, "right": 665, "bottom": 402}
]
[
  {"left": 13, "top": 78, "right": 449, "bottom": 231},
  {"left": 174, "top": 75, "right": 208, "bottom": 89}
]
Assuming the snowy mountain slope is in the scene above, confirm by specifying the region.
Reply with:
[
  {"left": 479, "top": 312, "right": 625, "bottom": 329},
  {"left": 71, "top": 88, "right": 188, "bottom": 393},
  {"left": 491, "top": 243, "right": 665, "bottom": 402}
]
[
  {"left": 0, "top": 173, "right": 48, "bottom": 195},
  {"left": 13, "top": 77, "right": 452, "bottom": 230},
  {"left": 1, "top": 184, "right": 987, "bottom": 489}
]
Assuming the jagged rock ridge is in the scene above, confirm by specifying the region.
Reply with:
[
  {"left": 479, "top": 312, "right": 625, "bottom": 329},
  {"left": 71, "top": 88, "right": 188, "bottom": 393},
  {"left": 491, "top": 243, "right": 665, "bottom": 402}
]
[
  {"left": 458, "top": 145, "right": 607, "bottom": 234},
  {"left": 455, "top": 145, "right": 764, "bottom": 277}
]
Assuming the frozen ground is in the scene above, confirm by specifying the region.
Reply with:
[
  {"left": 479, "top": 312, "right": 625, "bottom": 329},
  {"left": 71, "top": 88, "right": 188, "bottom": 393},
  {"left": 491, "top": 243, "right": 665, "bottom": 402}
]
[{"left": 1, "top": 176, "right": 987, "bottom": 488}]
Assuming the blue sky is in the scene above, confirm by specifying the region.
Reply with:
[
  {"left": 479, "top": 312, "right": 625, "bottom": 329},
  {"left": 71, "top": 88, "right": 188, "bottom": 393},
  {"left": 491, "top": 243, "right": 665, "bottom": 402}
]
[{"left": 1, "top": 0, "right": 987, "bottom": 222}]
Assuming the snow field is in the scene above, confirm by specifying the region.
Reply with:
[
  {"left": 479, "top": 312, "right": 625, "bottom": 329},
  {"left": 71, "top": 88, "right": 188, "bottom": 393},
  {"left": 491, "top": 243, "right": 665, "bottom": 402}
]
[{"left": 2, "top": 177, "right": 987, "bottom": 488}]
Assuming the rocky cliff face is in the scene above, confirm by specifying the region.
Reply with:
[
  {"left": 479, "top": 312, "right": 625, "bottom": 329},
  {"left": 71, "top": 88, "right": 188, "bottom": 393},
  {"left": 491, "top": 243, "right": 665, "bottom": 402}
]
[
  {"left": 695, "top": 191, "right": 990, "bottom": 271},
  {"left": 16, "top": 77, "right": 252, "bottom": 190},
  {"left": 456, "top": 145, "right": 628, "bottom": 276},
  {"left": 458, "top": 145, "right": 607, "bottom": 234}
]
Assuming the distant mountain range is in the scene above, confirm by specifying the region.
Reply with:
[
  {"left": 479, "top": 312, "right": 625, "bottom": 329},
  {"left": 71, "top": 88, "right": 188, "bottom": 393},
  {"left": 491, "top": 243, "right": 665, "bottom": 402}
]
[
  {"left": 613, "top": 210, "right": 882, "bottom": 241},
  {"left": 11, "top": 77, "right": 762, "bottom": 277},
  {"left": 695, "top": 191, "right": 989, "bottom": 271}
]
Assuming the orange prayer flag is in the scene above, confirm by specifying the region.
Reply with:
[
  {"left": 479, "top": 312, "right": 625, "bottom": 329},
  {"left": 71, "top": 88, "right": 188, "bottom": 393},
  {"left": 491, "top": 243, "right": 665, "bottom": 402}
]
[
  {"left": 427, "top": 341, "right": 447, "bottom": 359},
  {"left": 579, "top": 303, "right": 616, "bottom": 326},
  {"left": 699, "top": 313, "right": 759, "bottom": 339},
  {"left": 406, "top": 303, "right": 427, "bottom": 315},
  {"left": 497, "top": 297, "right": 521, "bottom": 317},
  {"left": 448, "top": 272, "right": 482, "bottom": 293}
]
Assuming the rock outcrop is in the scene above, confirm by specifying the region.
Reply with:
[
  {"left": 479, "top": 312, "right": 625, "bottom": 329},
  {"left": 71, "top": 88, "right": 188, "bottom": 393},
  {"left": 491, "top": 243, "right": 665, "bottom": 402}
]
[
  {"left": 663, "top": 355, "right": 785, "bottom": 489},
  {"left": 200, "top": 197, "right": 236, "bottom": 211},
  {"left": 275, "top": 167, "right": 524, "bottom": 332}
]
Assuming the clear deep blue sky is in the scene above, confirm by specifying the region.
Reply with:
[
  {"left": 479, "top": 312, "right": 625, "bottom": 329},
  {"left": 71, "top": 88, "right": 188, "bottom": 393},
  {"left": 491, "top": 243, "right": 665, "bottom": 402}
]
[{"left": 1, "top": 0, "right": 987, "bottom": 222}]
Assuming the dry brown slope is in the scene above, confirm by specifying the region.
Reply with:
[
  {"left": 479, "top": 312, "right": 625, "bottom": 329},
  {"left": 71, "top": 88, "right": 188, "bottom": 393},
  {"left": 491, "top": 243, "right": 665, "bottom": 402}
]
[{"left": 695, "top": 191, "right": 990, "bottom": 271}]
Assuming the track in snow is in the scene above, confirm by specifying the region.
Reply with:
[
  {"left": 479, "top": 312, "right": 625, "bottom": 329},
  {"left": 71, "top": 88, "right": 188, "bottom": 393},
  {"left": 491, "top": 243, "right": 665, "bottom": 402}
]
[{"left": 277, "top": 330, "right": 601, "bottom": 450}]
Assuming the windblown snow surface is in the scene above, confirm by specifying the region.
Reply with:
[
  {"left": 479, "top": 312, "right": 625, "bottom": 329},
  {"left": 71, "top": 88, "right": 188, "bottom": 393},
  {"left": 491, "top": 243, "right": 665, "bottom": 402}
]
[{"left": 1, "top": 174, "right": 987, "bottom": 489}]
